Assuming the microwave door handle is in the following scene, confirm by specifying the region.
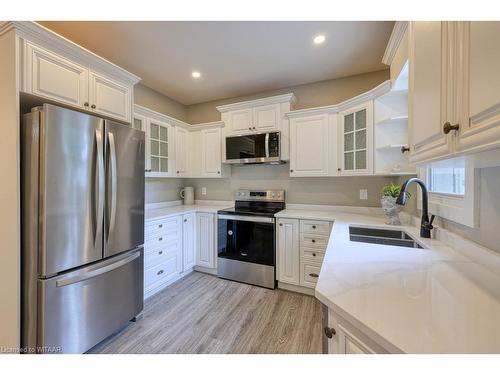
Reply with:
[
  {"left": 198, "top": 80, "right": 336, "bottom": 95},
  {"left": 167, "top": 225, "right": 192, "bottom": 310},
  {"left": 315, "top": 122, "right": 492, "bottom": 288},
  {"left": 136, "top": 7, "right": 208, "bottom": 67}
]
[
  {"left": 265, "top": 133, "right": 270, "bottom": 158},
  {"left": 95, "top": 128, "right": 104, "bottom": 249}
]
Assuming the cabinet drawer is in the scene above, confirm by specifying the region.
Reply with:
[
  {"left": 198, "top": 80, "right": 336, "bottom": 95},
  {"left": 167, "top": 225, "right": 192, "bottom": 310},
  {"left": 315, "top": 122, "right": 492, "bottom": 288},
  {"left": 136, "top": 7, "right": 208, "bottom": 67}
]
[
  {"left": 300, "top": 247, "right": 325, "bottom": 264},
  {"left": 300, "top": 220, "right": 332, "bottom": 235},
  {"left": 144, "top": 254, "right": 180, "bottom": 288},
  {"left": 300, "top": 262, "right": 321, "bottom": 288},
  {"left": 145, "top": 216, "right": 180, "bottom": 238},
  {"left": 145, "top": 231, "right": 180, "bottom": 251},
  {"left": 144, "top": 240, "right": 181, "bottom": 269},
  {"left": 300, "top": 233, "right": 329, "bottom": 249}
]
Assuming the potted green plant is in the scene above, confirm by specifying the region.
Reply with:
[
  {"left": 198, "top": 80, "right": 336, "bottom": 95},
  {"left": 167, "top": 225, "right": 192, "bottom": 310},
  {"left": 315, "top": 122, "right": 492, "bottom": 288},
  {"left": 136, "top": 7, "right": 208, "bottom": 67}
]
[{"left": 381, "top": 183, "right": 411, "bottom": 225}]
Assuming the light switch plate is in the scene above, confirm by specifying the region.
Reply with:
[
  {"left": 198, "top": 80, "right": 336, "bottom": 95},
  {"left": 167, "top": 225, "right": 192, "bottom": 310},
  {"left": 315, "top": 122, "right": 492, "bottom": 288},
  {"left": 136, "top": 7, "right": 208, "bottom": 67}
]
[
  {"left": 359, "top": 189, "right": 368, "bottom": 200},
  {"left": 201, "top": 187, "right": 207, "bottom": 196}
]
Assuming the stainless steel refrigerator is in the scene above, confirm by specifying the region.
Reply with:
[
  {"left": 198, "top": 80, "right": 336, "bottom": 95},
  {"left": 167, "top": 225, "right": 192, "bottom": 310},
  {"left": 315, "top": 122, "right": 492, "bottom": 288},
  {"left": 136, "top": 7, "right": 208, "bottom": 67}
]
[{"left": 21, "top": 104, "right": 145, "bottom": 354}]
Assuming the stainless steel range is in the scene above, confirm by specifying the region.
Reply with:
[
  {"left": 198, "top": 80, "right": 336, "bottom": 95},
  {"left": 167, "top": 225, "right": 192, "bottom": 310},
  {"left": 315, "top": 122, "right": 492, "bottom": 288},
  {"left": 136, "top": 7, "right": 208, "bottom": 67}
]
[{"left": 217, "top": 189, "right": 285, "bottom": 289}]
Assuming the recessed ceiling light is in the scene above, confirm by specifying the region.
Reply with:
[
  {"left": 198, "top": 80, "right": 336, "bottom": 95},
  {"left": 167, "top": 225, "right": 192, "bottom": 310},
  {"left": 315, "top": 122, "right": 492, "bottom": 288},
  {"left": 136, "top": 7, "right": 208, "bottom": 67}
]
[
  {"left": 313, "top": 34, "right": 326, "bottom": 45},
  {"left": 192, "top": 71, "right": 201, "bottom": 79}
]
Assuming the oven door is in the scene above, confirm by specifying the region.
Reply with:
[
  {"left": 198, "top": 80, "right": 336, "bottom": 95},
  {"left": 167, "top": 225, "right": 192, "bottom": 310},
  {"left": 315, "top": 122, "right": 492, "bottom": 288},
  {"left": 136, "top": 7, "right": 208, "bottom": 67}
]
[
  {"left": 225, "top": 132, "right": 281, "bottom": 164},
  {"left": 217, "top": 214, "right": 275, "bottom": 266}
]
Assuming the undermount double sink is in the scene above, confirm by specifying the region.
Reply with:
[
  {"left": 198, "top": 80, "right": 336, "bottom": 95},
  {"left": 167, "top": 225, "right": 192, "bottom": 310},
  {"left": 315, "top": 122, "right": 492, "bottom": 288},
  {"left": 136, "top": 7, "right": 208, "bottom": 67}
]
[{"left": 349, "top": 226, "right": 425, "bottom": 249}]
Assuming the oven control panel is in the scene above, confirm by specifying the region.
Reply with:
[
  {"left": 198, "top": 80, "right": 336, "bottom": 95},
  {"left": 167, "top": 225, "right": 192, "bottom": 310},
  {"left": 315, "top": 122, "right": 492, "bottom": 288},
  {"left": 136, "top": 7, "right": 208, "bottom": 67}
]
[{"left": 234, "top": 189, "right": 285, "bottom": 202}]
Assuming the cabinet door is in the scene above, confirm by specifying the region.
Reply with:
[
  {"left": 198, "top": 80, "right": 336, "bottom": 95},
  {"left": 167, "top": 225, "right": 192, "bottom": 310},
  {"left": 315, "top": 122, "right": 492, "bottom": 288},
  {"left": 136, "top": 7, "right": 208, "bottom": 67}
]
[
  {"left": 340, "top": 103, "right": 373, "bottom": 175},
  {"left": 408, "top": 22, "right": 453, "bottom": 163},
  {"left": 147, "top": 119, "right": 175, "bottom": 177},
  {"left": 183, "top": 213, "right": 196, "bottom": 271},
  {"left": 277, "top": 218, "right": 300, "bottom": 285},
  {"left": 24, "top": 42, "right": 88, "bottom": 108},
  {"left": 227, "top": 109, "right": 253, "bottom": 134},
  {"left": 133, "top": 114, "right": 149, "bottom": 172},
  {"left": 175, "top": 126, "right": 189, "bottom": 177},
  {"left": 201, "top": 128, "right": 223, "bottom": 177},
  {"left": 89, "top": 71, "right": 131, "bottom": 122},
  {"left": 252, "top": 103, "right": 280, "bottom": 131},
  {"left": 196, "top": 213, "right": 215, "bottom": 269},
  {"left": 456, "top": 21, "right": 500, "bottom": 154},
  {"left": 289, "top": 114, "right": 330, "bottom": 177}
]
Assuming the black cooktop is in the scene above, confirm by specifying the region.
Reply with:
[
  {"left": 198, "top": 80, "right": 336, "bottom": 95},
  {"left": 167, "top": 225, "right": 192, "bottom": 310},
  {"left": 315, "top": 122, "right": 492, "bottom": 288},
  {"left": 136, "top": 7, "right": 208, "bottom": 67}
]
[{"left": 218, "top": 201, "right": 285, "bottom": 217}]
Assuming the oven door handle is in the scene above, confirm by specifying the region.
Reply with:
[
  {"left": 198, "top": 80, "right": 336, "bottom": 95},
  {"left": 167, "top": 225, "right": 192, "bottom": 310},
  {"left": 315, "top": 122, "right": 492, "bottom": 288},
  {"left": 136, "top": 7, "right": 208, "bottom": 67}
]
[{"left": 218, "top": 214, "right": 275, "bottom": 224}]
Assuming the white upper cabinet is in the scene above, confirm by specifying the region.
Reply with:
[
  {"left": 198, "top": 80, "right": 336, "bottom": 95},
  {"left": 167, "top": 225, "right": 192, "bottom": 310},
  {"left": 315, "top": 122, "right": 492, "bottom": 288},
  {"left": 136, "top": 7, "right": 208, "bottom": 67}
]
[
  {"left": 408, "top": 21, "right": 500, "bottom": 164},
  {"left": 21, "top": 36, "right": 138, "bottom": 123},
  {"left": 24, "top": 42, "right": 88, "bottom": 108},
  {"left": 201, "top": 127, "right": 223, "bottom": 177},
  {"left": 455, "top": 21, "right": 500, "bottom": 154},
  {"left": 147, "top": 119, "right": 175, "bottom": 177},
  {"left": 289, "top": 114, "right": 331, "bottom": 177},
  {"left": 174, "top": 126, "right": 189, "bottom": 177},
  {"left": 89, "top": 71, "right": 131, "bottom": 122},
  {"left": 252, "top": 103, "right": 281, "bottom": 131},
  {"left": 226, "top": 108, "right": 253, "bottom": 134},
  {"left": 408, "top": 22, "right": 453, "bottom": 164},
  {"left": 340, "top": 102, "right": 373, "bottom": 175}
]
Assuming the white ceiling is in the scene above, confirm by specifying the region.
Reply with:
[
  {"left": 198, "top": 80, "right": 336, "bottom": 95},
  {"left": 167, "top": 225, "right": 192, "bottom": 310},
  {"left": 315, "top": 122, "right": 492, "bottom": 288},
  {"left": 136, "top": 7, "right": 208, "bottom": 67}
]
[{"left": 40, "top": 21, "right": 394, "bottom": 105}]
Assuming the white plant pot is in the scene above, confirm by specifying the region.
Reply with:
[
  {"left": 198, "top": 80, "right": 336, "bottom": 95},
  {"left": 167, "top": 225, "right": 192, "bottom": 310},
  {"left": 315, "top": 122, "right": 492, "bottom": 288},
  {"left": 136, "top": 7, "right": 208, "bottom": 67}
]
[{"left": 381, "top": 196, "right": 402, "bottom": 225}]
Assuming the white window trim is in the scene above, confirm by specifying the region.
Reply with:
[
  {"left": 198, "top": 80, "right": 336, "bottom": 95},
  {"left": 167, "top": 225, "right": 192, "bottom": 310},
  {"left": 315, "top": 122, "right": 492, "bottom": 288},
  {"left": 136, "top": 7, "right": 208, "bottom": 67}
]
[{"left": 417, "top": 160, "right": 479, "bottom": 228}]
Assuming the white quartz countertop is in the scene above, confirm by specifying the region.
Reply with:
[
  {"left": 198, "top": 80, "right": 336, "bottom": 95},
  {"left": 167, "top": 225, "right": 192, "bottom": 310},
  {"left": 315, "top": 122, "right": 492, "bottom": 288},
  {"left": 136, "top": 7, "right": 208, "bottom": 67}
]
[
  {"left": 276, "top": 208, "right": 500, "bottom": 353},
  {"left": 145, "top": 203, "right": 233, "bottom": 221}
]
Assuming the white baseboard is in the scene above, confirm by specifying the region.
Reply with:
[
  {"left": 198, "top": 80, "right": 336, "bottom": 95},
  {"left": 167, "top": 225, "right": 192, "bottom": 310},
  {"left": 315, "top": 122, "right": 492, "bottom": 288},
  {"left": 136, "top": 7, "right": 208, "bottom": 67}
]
[{"left": 278, "top": 281, "right": 315, "bottom": 296}]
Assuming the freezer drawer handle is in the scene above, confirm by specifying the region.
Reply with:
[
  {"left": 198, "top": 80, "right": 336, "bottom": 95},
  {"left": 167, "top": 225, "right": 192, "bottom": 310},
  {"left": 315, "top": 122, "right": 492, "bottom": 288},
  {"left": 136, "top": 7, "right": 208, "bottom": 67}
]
[{"left": 56, "top": 252, "right": 140, "bottom": 288}]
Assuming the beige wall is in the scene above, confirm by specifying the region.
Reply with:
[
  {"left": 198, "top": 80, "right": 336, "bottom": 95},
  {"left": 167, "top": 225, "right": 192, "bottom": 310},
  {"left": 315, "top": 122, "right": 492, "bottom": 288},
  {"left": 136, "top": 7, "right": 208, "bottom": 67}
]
[
  {"left": 134, "top": 83, "right": 188, "bottom": 122},
  {"left": 0, "top": 30, "right": 20, "bottom": 348},
  {"left": 186, "top": 70, "right": 390, "bottom": 124},
  {"left": 145, "top": 178, "right": 185, "bottom": 204},
  {"left": 188, "top": 164, "right": 396, "bottom": 206}
]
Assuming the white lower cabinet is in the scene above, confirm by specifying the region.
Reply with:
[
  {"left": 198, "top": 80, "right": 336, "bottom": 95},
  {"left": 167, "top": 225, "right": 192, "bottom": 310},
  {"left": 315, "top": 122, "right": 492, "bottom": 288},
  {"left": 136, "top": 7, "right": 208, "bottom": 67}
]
[
  {"left": 277, "top": 218, "right": 332, "bottom": 290},
  {"left": 195, "top": 213, "right": 216, "bottom": 269},
  {"left": 183, "top": 213, "right": 195, "bottom": 271},
  {"left": 277, "top": 218, "right": 300, "bottom": 285},
  {"left": 143, "top": 211, "right": 216, "bottom": 299},
  {"left": 325, "top": 309, "right": 387, "bottom": 354}
]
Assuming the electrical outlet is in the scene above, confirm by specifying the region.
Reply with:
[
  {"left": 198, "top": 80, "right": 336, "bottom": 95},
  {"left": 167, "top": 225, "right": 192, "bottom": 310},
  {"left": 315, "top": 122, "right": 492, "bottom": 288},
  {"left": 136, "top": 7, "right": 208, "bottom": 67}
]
[
  {"left": 201, "top": 187, "right": 207, "bottom": 196},
  {"left": 359, "top": 189, "right": 368, "bottom": 200}
]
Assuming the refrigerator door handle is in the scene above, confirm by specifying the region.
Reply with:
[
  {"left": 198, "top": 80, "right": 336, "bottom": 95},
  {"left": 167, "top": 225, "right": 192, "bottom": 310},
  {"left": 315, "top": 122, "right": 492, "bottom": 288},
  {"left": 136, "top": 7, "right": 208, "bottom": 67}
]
[
  {"left": 56, "top": 251, "right": 140, "bottom": 288},
  {"left": 107, "top": 131, "right": 118, "bottom": 242},
  {"left": 95, "top": 128, "right": 105, "bottom": 248}
]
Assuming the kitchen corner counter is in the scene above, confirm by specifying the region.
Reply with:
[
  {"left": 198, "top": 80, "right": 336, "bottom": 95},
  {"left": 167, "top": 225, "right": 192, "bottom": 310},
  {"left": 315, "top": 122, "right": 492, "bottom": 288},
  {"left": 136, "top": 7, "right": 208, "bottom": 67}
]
[
  {"left": 276, "top": 207, "right": 500, "bottom": 353},
  {"left": 145, "top": 201, "right": 233, "bottom": 221}
]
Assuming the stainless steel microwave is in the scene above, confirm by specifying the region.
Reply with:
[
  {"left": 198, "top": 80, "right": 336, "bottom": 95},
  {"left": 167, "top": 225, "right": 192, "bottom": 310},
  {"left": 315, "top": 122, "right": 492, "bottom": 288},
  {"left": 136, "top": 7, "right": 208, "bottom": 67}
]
[{"left": 224, "top": 131, "right": 283, "bottom": 165}]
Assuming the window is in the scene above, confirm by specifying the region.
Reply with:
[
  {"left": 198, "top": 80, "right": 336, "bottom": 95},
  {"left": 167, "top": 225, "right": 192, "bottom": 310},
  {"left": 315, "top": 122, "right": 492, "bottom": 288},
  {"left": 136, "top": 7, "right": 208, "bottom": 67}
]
[
  {"left": 427, "top": 167, "right": 465, "bottom": 195},
  {"left": 418, "top": 158, "right": 478, "bottom": 228}
]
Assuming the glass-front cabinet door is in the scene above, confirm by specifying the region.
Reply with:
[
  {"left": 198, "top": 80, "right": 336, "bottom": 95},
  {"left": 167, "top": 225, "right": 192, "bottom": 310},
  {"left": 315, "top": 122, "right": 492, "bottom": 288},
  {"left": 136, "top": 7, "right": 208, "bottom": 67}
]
[
  {"left": 147, "top": 119, "right": 174, "bottom": 177},
  {"left": 132, "top": 114, "right": 149, "bottom": 172},
  {"left": 340, "top": 102, "right": 372, "bottom": 175}
]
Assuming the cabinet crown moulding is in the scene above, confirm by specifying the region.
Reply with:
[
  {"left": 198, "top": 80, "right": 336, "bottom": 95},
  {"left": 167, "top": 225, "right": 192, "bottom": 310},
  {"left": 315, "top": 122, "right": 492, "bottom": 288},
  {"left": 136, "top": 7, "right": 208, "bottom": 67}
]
[
  {"left": 382, "top": 21, "right": 409, "bottom": 66},
  {"left": 285, "top": 80, "right": 392, "bottom": 118},
  {"left": 216, "top": 93, "right": 297, "bottom": 113},
  {"left": 134, "top": 104, "right": 224, "bottom": 130},
  {"left": 1, "top": 21, "right": 141, "bottom": 85}
]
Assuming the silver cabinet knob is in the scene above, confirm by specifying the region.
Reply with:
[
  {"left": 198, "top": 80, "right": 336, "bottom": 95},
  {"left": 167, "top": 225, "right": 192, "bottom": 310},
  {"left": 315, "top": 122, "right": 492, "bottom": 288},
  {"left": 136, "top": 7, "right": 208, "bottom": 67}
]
[
  {"left": 184, "top": 219, "right": 187, "bottom": 222},
  {"left": 158, "top": 224, "right": 162, "bottom": 228},
  {"left": 312, "top": 253, "right": 316, "bottom": 257},
  {"left": 252, "top": 126, "right": 256, "bottom": 130},
  {"left": 279, "top": 223, "right": 283, "bottom": 226},
  {"left": 157, "top": 270, "right": 164, "bottom": 275},
  {"left": 84, "top": 102, "right": 89, "bottom": 107},
  {"left": 158, "top": 251, "right": 163, "bottom": 255},
  {"left": 91, "top": 104, "right": 96, "bottom": 109},
  {"left": 312, "top": 225, "right": 316, "bottom": 229},
  {"left": 443, "top": 122, "right": 459, "bottom": 134},
  {"left": 158, "top": 237, "right": 163, "bottom": 241},
  {"left": 217, "top": 171, "right": 221, "bottom": 174},
  {"left": 312, "top": 239, "right": 316, "bottom": 243},
  {"left": 309, "top": 273, "right": 319, "bottom": 278},
  {"left": 248, "top": 127, "right": 252, "bottom": 130}
]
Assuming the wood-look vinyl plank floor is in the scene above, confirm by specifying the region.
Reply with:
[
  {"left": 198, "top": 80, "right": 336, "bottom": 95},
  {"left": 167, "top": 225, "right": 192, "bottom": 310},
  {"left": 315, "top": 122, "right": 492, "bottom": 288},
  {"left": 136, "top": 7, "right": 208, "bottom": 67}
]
[{"left": 88, "top": 272, "right": 322, "bottom": 354}]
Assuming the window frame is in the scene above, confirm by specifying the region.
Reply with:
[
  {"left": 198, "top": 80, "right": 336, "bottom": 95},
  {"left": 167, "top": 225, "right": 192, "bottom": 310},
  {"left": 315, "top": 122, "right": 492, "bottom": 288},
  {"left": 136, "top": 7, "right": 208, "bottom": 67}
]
[{"left": 417, "top": 158, "right": 479, "bottom": 228}]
